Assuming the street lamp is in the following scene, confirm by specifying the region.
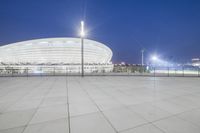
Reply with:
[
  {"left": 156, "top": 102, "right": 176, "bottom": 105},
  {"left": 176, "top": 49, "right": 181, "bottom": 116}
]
[
  {"left": 150, "top": 55, "right": 158, "bottom": 74},
  {"left": 151, "top": 55, "right": 158, "bottom": 61},
  {"left": 141, "top": 49, "right": 145, "bottom": 66},
  {"left": 80, "top": 21, "right": 85, "bottom": 77}
]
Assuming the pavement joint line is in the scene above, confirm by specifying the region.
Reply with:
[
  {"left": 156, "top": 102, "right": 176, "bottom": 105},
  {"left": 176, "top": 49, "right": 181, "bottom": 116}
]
[
  {"left": 0, "top": 117, "right": 69, "bottom": 132},
  {"left": 142, "top": 107, "right": 200, "bottom": 130},
  {"left": 150, "top": 122, "right": 167, "bottom": 133},
  {"left": 85, "top": 78, "right": 152, "bottom": 133},
  {"left": 66, "top": 76, "right": 71, "bottom": 133},
  {"left": 118, "top": 121, "right": 166, "bottom": 133},
  {"left": 69, "top": 110, "right": 100, "bottom": 118},
  {"left": 84, "top": 77, "right": 200, "bottom": 133},
  {"left": 25, "top": 116, "right": 69, "bottom": 127},
  {"left": 0, "top": 125, "right": 25, "bottom": 132},
  {"left": 21, "top": 77, "right": 57, "bottom": 133},
  {"left": 0, "top": 77, "right": 47, "bottom": 114},
  {"left": 94, "top": 77, "right": 167, "bottom": 133},
  {"left": 175, "top": 111, "right": 200, "bottom": 127},
  {"left": 0, "top": 77, "right": 40, "bottom": 100},
  {"left": 0, "top": 76, "right": 200, "bottom": 132},
  {"left": 77, "top": 78, "right": 119, "bottom": 133}
]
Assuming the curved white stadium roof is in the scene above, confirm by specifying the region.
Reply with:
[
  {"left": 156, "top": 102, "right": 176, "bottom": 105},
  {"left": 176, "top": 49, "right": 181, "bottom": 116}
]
[{"left": 0, "top": 38, "right": 112, "bottom": 64}]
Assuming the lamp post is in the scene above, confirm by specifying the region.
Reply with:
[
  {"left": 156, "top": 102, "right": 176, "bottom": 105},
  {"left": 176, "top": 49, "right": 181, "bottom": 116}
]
[
  {"left": 151, "top": 55, "right": 158, "bottom": 74},
  {"left": 80, "top": 21, "right": 85, "bottom": 77},
  {"left": 141, "top": 49, "right": 144, "bottom": 66}
]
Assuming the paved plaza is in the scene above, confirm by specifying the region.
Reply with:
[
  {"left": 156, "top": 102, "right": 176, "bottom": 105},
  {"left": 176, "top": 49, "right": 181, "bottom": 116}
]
[{"left": 0, "top": 76, "right": 200, "bottom": 133}]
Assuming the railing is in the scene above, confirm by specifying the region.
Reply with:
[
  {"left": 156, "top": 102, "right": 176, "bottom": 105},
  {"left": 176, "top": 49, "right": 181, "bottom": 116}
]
[
  {"left": 150, "top": 67, "right": 200, "bottom": 77},
  {"left": 0, "top": 66, "right": 199, "bottom": 77}
]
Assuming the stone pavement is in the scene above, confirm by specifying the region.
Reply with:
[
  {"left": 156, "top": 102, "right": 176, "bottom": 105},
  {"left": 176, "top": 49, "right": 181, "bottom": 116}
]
[{"left": 0, "top": 76, "right": 200, "bottom": 133}]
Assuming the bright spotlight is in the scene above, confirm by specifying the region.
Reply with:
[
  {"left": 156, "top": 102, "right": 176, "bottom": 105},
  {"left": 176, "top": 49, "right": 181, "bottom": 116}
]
[
  {"left": 80, "top": 21, "right": 85, "bottom": 37},
  {"left": 151, "top": 55, "right": 158, "bottom": 61}
]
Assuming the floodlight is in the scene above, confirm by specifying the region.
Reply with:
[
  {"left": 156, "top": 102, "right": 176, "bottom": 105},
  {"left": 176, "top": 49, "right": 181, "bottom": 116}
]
[
  {"left": 151, "top": 55, "right": 158, "bottom": 61},
  {"left": 80, "top": 21, "right": 85, "bottom": 37}
]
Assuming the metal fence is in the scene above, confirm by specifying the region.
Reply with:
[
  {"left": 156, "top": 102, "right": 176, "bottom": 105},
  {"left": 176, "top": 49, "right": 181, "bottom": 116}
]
[
  {"left": 149, "top": 66, "right": 200, "bottom": 77},
  {"left": 0, "top": 66, "right": 199, "bottom": 77}
]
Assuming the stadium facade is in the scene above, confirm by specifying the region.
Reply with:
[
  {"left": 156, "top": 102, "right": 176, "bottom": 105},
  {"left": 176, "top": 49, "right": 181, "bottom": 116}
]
[{"left": 0, "top": 38, "right": 113, "bottom": 74}]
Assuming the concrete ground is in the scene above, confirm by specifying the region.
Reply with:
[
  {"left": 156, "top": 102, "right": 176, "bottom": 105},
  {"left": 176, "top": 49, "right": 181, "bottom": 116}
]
[{"left": 0, "top": 76, "right": 200, "bottom": 133}]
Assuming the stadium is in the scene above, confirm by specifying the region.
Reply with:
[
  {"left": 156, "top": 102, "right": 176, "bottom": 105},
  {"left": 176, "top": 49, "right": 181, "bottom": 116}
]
[{"left": 0, "top": 38, "right": 113, "bottom": 74}]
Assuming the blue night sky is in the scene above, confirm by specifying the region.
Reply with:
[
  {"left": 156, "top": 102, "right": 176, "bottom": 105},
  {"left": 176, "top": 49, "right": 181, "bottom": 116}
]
[{"left": 0, "top": 0, "right": 200, "bottom": 64}]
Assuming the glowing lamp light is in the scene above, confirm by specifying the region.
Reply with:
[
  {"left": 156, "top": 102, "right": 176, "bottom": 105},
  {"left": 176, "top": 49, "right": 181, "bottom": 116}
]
[
  {"left": 151, "top": 55, "right": 158, "bottom": 61},
  {"left": 80, "top": 21, "right": 85, "bottom": 37}
]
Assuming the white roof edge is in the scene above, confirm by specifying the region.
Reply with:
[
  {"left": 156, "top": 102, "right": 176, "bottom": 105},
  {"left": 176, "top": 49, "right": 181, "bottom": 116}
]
[{"left": 0, "top": 37, "right": 113, "bottom": 59}]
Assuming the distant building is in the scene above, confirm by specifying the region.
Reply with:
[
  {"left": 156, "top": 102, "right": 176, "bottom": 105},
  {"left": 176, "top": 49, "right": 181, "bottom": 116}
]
[{"left": 192, "top": 58, "right": 200, "bottom": 67}]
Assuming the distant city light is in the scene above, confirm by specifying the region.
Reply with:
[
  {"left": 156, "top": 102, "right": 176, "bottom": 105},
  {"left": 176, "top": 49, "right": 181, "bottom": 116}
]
[
  {"left": 146, "top": 66, "right": 149, "bottom": 70},
  {"left": 121, "top": 62, "right": 125, "bottom": 65}
]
